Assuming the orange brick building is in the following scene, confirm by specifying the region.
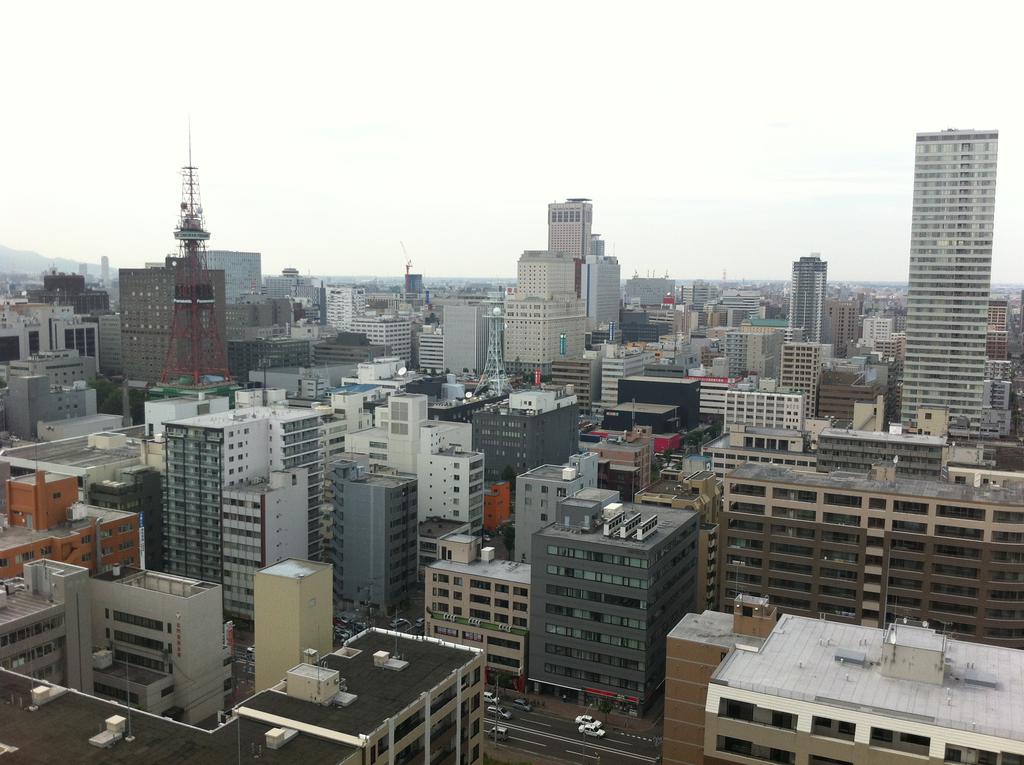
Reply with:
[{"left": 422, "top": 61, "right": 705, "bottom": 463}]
[
  {"left": 0, "top": 471, "right": 140, "bottom": 579},
  {"left": 483, "top": 481, "right": 511, "bottom": 531}
]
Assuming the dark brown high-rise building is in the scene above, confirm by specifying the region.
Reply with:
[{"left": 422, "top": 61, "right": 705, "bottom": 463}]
[
  {"left": 28, "top": 271, "right": 110, "bottom": 314},
  {"left": 721, "top": 462, "right": 1024, "bottom": 649},
  {"left": 119, "top": 260, "right": 225, "bottom": 383}
]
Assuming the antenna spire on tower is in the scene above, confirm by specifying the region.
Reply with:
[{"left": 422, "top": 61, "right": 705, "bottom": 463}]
[{"left": 161, "top": 131, "right": 230, "bottom": 385}]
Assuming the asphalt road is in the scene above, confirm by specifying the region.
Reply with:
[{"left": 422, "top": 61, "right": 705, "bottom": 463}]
[{"left": 485, "top": 708, "right": 660, "bottom": 765}]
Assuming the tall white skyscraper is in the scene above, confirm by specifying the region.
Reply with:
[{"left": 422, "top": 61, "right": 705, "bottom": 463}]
[
  {"left": 582, "top": 252, "right": 621, "bottom": 328},
  {"left": 901, "top": 129, "right": 999, "bottom": 433},
  {"left": 325, "top": 285, "right": 366, "bottom": 330},
  {"left": 548, "top": 198, "right": 593, "bottom": 259},
  {"left": 789, "top": 253, "right": 827, "bottom": 343},
  {"left": 548, "top": 198, "right": 593, "bottom": 298}
]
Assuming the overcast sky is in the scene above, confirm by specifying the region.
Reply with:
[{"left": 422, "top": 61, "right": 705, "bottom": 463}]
[{"left": 3, "top": 1, "right": 1023, "bottom": 283}]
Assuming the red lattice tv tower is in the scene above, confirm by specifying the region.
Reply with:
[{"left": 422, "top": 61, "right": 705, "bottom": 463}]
[{"left": 161, "top": 140, "right": 230, "bottom": 384}]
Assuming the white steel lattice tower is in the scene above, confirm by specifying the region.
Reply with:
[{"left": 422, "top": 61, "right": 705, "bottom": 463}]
[{"left": 477, "top": 293, "right": 511, "bottom": 396}]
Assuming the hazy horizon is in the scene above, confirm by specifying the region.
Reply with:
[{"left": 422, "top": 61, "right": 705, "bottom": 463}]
[{"left": 3, "top": 2, "right": 1023, "bottom": 283}]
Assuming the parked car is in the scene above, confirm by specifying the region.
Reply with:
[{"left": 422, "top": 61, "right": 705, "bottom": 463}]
[
  {"left": 390, "top": 617, "right": 412, "bottom": 631},
  {"left": 511, "top": 698, "right": 533, "bottom": 712},
  {"left": 483, "top": 691, "right": 499, "bottom": 704},
  {"left": 580, "top": 724, "right": 606, "bottom": 738},
  {"left": 487, "top": 705, "right": 513, "bottom": 721},
  {"left": 492, "top": 726, "right": 509, "bottom": 741},
  {"left": 574, "top": 714, "right": 600, "bottom": 726},
  {"left": 414, "top": 616, "right": 425, "bottom": 628}
]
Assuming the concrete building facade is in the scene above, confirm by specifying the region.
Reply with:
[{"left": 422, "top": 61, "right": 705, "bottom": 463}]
[
  {"left": 721, "top": 462, "right": 1024, "bottom": 646},
  {"left": 724, "top": 389, "right": 805, "bottom": 430},
  {"left": 204, "top": 250, "right": 262, "bottom": 302},
  {"left": 789, "top": 254, "right": 827, "bottom": 343},
  {"left": 528, "top": 493, "right": 700, "bottom": 715},
  {"left": 119, "top": 260, "right": 226, "bottom": 383},
  {"left": 442, "top": 304, "right": 489, "bottom": 375},
  {"left": 513, "top": 453, "right": 599, "bottom": 563},
  {"left": 163, "top": 406, "right": 324, "bottom": 581},
  {"left": 472, "top": 388, "right": 579, "bottom": 483},
  {"left": 331, "top": 460, "right": 419, "bottom": 611},
  {"left": 902, "top": 130, "right": 999, "bottom": 433},
  {"left": 779, "top": 342, "right": 830, "bottom": 421},
  {"left": 425, "top": 532, "right": 531, "bottom": 689}
]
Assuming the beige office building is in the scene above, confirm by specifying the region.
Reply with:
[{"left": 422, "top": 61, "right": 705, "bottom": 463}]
[
  {"left": 254, "top": 558, "right": 333, "bottom": 692},
  {"left": 425, "top": 533, "right": 530, "bottom": 691},
  {"left": 779, "top": 342, "right": 830, "bottom": 420}
]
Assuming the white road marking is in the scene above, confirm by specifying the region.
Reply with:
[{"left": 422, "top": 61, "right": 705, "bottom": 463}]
[{"left": 494, "top": 722, "right": 659, "bottom": 763}]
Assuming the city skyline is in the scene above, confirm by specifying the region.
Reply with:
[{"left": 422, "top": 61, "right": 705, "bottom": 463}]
[{"left": 2, "top": 3, "right": 1024, "bottom": 283}]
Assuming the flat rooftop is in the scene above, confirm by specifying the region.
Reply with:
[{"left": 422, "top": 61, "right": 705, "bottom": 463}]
[
  {"left": 522, "top": 464, "right": 583, "bottom": 481},
  {"left": 538, "top": 502, "right": 697, "bottom": 548},
  {"left": 329, "top": 383, "right": 380, "bottom": 394},
  {"left": 348, "top": 469, "right": 416, "bottom": 489},
  {"left": 93, "top": 567, "right": 218, "bottom": 597},
  {"left": 713, "top": 613, "right": 1024, "bottom": 742},
  {"left": 0, "top": 588, "right": 61, "bottom": 627},
  {"left": 730, "top": 463, "right": 1024, "bottom": 505},
  {"left": 639, "top": 478, "right": 710, "bottom": 500},
  {"left": 430, "top": 557, "right": 531, "bottom": 585},
  {"left": 820, "top": 427, "right": 947, "bottom": 447},
  {"left": 168, "top": 405, "right": 319, "bottom": 428},
  {"left": 622, "top": 375, "right": 699, "bottom": 385},
  {"left": 0, "top": 669, "right": 353, "bottom": 764},
  {"left": 668, "top": 610, "right": 767, "bottom": 651},
  {"left": 259, "top": 559, "right": 332, "bottom": 580},
  {"left": 241, "top": 631, "right": 479, "bottom": 738},
  {"left": 0, "top": 505, "right": 136, "bottom": 551},
  {"left": 605, "top": 402, "right": 677, "bottom": 414},
  {"left": 419, "top": 517, "right": 470, "bottom": 538},
  {"left": 0, "top": 428, "right": 146, "bottom": 471}
]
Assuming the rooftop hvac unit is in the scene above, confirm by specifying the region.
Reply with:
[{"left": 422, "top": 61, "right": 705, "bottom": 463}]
[
  {"left": 92, "top": 650, "right": 114, "bottom": 670},
  {"left": 265, "top": 727, "right": 299, "bottom": 750}
]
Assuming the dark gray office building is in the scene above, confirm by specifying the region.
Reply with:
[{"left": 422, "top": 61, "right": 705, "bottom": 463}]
[
  {"left": 87, "top": 464, "right": 165, "bottom": 571},
  {"left": 226, "top": 336, "right": 311, "bottom": 379},
  {"left": 331, "top": 459, "right": 419, "bottom": 611},
  {"left": 528, "top": 489, "right": 699, "bottom": 715},
  {"left": 472, "top": 388, "right": 579, "bottom": 482}
]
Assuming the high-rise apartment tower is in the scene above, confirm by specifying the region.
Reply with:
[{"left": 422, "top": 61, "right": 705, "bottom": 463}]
[
  {"left": 901, "top": 129, "right": 999, "bottom": 433},
  {"left": 788, "top": 253, "right": 827, "bottom": 343}
]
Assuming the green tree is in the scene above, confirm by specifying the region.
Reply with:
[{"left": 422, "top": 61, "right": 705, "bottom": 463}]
[
  {"left": 500, "top": 524, "right": 515, "bottom": 560},
  {"left": 500, "top": 464, "right": 518, "bottom": 484}
]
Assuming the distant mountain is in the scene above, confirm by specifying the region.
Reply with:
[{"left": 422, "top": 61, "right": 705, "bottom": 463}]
[{"left": 0, "top": 244, "right": 98, "bottom": 276}]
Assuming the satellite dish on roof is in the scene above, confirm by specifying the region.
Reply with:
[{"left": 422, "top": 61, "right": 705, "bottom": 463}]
[{"left": 398, "top": 366, "right": 407, "bottom": 376}]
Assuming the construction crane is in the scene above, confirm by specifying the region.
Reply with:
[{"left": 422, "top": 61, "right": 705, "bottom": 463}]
[{"left": 401, "top": 241, "right": 412, "bottom": 295}]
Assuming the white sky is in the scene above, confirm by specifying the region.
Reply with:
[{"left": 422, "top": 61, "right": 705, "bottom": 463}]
[{"left": 2, "top": 1, "right": 1023, "bottom": 283}]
